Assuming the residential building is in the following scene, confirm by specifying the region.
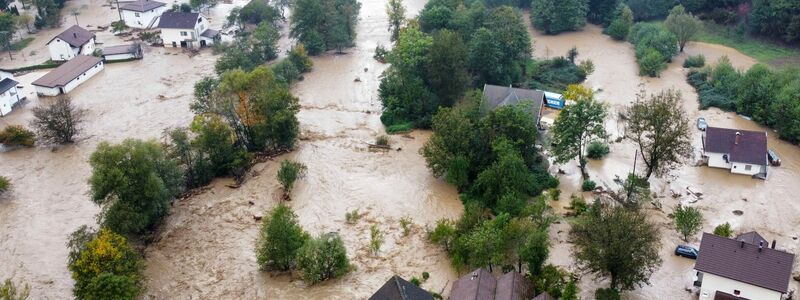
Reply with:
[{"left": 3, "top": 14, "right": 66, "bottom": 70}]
[
  {"left": 46, "top": 25, "right": 96, "bottom": 61},
  {"left": 448, "top": 269, "right": 532, "bottom": 300},
  {"left": 482, "top": 84, "right": 546, "bottom": 125},
  {"left": 369, "top": 275, "right": 433, "bottom": 300},
  {"left": 532, "top": 292, "right": 555, "bottom": 300},
  {"left": 0, "top": 73, "right": 20, "bottom": 116},
  {"left": 158, "top": 12, "right": 219, "bottom": 48},
  {"left": 703, "top": 127, "right": 769, "bottom": 177},
  {"left": 694, "top": 232, "right": 795, "bottom": 300},
  {"left": 32, "top": 55, "right": 104, "bottom": 96},
  {"left": 120, "top": 0, "right": 167, "bottom": 29},
  {"left": 101, "top": 44, "right": 143, "bottom": 61}
]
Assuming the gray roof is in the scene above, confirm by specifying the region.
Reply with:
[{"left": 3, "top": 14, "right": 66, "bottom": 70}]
[
  {"left": 48, "top": 25, "right": 94, "bottom": 48},
  {"left": 495, "top": 272, "right": 531, "bottom": 300},
  {"left": 736, "top": 231, "right": 768, "bottom": 246},
  {"left": 120, "top": 0, "right": 165, "bottom": 12},
  {"left": 482, "top": 84, "right": 544, "bottom": 120},
  {"left": 201, "top": 29, "right": 219, "bottom": 38},
  {"left": 158, "top": 12, "right": 200, "bottom": 29},
  {"left": 704, "top": 127, "right": 768, "bottom": 165},
  {"left": 369, "top": 275, "right": 433, "bottom": 300},
  {"left": 0, "top": 77, "right": 18, "bottom": 93},
  {"left": 448, "top": 268, "right": 496, "bottom": 300},
  {"left": 32, "top": 55, "right": 103, "bottom": 88},
  {"left": 695, "top": 232, "right": 795, "bottom": 293},
  {"left": 532, "top": 292, "right": 555, "bottom": 300},
  {"left": 102, "top": 44, "right": 140, "bottom": 55}
]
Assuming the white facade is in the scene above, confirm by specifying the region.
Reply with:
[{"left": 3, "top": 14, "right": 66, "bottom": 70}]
[
  {"left": 121, "top": 6, "right": 168, "bottom": 29},
  {"left": 34, "top": 61, "right": 104, "bottom": 96},
  {"left": 0, "top": 86, "right": 20, "bottom": 116},
  {"left": 706, "top": 152, "right": 764, "bottom": 176},
  {"left": 47, "top": 37, "right": 96, "bottom": 61},
  {"left": 162, "top": 15, "right": 213, "bottom": 48},
  {"left": 104, "top": 53, "right": 136, "bottom": 61},
  {"left": 697, "top": 272, "right": 782, "bottom": 300}
]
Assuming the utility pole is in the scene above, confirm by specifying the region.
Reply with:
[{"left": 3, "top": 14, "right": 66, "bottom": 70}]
[
  {"left": 116, "top": 0, "right": 122, "bottom": 21},
  {"left": 627, "top": 149, "right": 638, "bottom": 199}
]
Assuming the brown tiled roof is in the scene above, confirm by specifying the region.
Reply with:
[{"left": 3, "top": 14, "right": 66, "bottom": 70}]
[
  {"left": 695, "top": 232, "right": 795, "bottom": 293},
  {"left": 32, "top": 55, "right": 103, "bottom": 88},
  {"left": 704, "top": 127, "right": 768, "bottom": 165},
  {"left": 48, "top": 25, "right": 94, "bottom": 48},
  {"left": 495, "top": 272, "right": 531, "bottom": 300},
  {"left": 448, "top": 268, "right": 496, "bottom": 300},
  {"left": 369, "top": 275, "right": 433, "bottom": 300},
  {"left": 120, "top": 0, "right": 165, "bottom": 12}
]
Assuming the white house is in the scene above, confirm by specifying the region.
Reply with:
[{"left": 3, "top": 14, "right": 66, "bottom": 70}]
[
  {"left": 46, "top": 25, "right": 96, "bottom": 61},
  {"left": 120, "top": 0, "right": 167, "bottom": 29},
  {"left": 158, "top": 11, "right": 219, "bottom": 48},
  {"left": 694, "top": 232, "right": 795, "bottom": 300},
  {"left": 32, "top": 55, "right": 104, "bottom": 96},
  {"left": 101, "top": 44, "right": 143, "bottom": 61},
  {"left": 0, "top": 74, "right": 20, "bottom": 116},
  {"left": 703, "top": 126, "right": 768, "bottom": 177}
]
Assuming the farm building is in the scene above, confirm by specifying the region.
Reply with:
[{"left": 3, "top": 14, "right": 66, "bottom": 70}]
[
  {"left": 703, "top": 127, "right": 768, "bottom": 177},
  {"left": 120, "top": 0, "right": 167, "bottom": 29},
  {"left": 46, "top": 25, "right": 96, "bottom": 62},
  {"left": 32, "top": 55, "right": 104, "bottom": 96},
  {"left": 158, "top": 12, "right": 219, "bottom": 48},
  {"left": 102, "top": 44, "right": 143, "bottom": 61}
]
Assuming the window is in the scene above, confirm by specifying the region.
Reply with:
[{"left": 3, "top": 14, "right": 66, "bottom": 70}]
[
  {"left": 181, "top": 31, "right": 187, "bottom": 36},
  {"left": 733, "top": 290, "right": 741, "bottom": 296},
  {"left": 135, "top": 12, "right": 140, "bottom": 17},
  {"left": 745, "top": 165, "right": 752, "bottom": 171}
]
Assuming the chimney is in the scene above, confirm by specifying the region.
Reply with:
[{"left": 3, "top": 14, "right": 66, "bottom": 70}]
[
  {"left": 772, "top": 240, "right": 777, "bottom": 249},
  {"left": 759, "top": 241, "right": 764, "bottom": 252},
  {"left": 735, "top": 132, "right": 741, "bottom": 145},
  {"left": 740, "top": 240, "right": 745, "bottom": 248},
  {"left": 73, "top": 32, "right": 77, "bottom": 38}
]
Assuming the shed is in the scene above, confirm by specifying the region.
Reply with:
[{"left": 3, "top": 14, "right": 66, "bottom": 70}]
[
  {"left": 102, "top": 44, "right": 143, "bottom": 61},
  {"left": 32, "top": 55, "right": 104, "bottom": 96},
  {"left": 370, "top": 275, "right": 434, "bottom": 300}
]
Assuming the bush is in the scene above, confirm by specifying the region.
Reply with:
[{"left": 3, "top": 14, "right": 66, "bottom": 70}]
[
  {"left": 713, "top": 222, "right": 733, "bottom": 238},
  {"left": 345, "top": 209, "right": 361, "bottom": 224},
  {"left": 638, "top": 48, "right": 667, "bottom": 77},
  {"left": 683, "top": 54, "right": 705, "bottom": 68},
  {"left": 190, "top": 115, "right": 250, "bottom": 178},
  {"left": 586, "top": 141, "right": 610, "bottom": 159},
  {"left": 569, "top": 195, "right": 588, "bottom": 216},
  {"left": 296, "top": 233, "right": 351, "bottom": 284},
  {"left": 607, "top": 18, "right": 630, "bottom": 40},
  {"left": 256, "top": 204, "right": 309, "bottom": 271},
  {"left": 67, "top": 227, "right": 143, "bottom": 300},
  {"left": 595, "top": 288, "right": 620, "bottom": 300},
  {"left": 375, "top": 135, "right": 390, "bottom": 146},
  {"left": 0, "top": 176, "right": 9, "bottom": 195},
  {"left": 0, "top": 126, "right": 35, "bottom": 148},
  {"left": 409, "top": 277, "right": 421, "bottom": 286},
  {"left": 288, "top": 44, "right": 313, "bottom": 73},
  {"left": 386, "top": 122, "right": 413, "bottom": 134},
  {"left": 399, "top": 217, "right": 412, "bottom": 236},
  {"left": 581, "top": 180, "right": 596, "bottom": 191},
  {"left": 547, "top": 188, "right": 561, "bottom": 201},
  {"left": 277, "top": 160, "right": 307, "bottom": 197},
  {"left": 0, "top": 278, "right": 30, "bottom": 300},
  {"left": 422, "top": 272, "right": 430, "bottom": 281},
  {"left": 370, "top": 225, "right": 383, "bottom": 254},
  {"left": 374, "top": 45, "right": 388, "bottom": 63},
  {"left": 272, "top": 60, "right": 300, "bottom": 85}
]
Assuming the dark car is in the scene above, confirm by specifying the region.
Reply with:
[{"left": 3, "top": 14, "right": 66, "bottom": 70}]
[
  {"left": 697, "top": 118, "right": 707, "bottom": 131},
  {"left": 675, "top": 245, "right": 699, "bottom": 259},
  {"left": 768, "top": 149, "right": 781, "bottom": 166}
]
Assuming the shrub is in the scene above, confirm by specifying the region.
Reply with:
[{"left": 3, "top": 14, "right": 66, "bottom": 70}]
[
  {"left": 713, "top": 222, "right": 733, "bottom": 238},
  {"left": 256, "top": 204, "right": 309, "bottom": 271},
  {"left": 607, "top": 18, "right": 630, "bottom": 40},
  {"left": 595, "top": 288, "right": 621, "bottom": 300},
  {"left": 422, "top": 272, "right": 430, "bottom": 281},
  {"left": 581, "top": 180, "right": 596, "bottom": 191},
  {"left": 548, "top": 188, "right": 561, "bottom": 201},
  {"left": 288, "top": 44, "right": 313, "bottom": 73},
  {"left": 277, "top": 160, "right": 307, "bottom": 197},
  {"left": 674, "top": 204, "right": 703, "bottom": 242},
  {"left": 272, "top": 60, "right": 300, "bottom": 85},
  {"left": 0, "top": 176, "right": 9, "bottom": 195},
  {"left": 386, "top": 122, "right": 413, "bottom": 134},
  {"left": 399, "top": 217, "right": 412, "bottom": 236},
  {"left": 296, "top": 233, "right": 351, "bottom": 284},
  {"left": 683, "top": 54, "right": 705, "bottom": 68},
  {"left": 0, "top": 278, "right": 30, "bottom": 300},
  {"left": 370, "top": 225, "right": 383, "bottom": 255},
  {"left": 375, "top": 135, "right": 390, "bottom": 146},
  {"left": 345, "top": 209, "right": 361, "bottom": 224},
  {"left": 569, "top": 195, "right": 588, "bottom": 216},
  {"left": 586, "top": 141, "right": 610, "bottom": 159},
  {"left": 0, "top": 126, "right": 35, "bottom": 148},
  {"left": 67, "top": 227, "right": 142, "bottom": 300},
  {"left": 374, "top": 45, "right": 388, "bottom": 63},
  {"left": 190, "top": 115, "right": 251, "bottom": 178},
  {"left": 638, "top": 48, "right": 667, "bottom": 77},
  {"left": 429, "top": 218, "right": 456, "bottom": 251},
  {"left": 409, "top": 277, "right": 421, "bottom": 286}
]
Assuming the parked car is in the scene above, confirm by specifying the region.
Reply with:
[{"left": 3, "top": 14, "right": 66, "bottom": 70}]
[
  {"left": 675, "top": 245, "right": 699, "bottom": 259},
  {"left": 768, "top": 149, "right": 781, "bottom": 166},
  {"left": 696, "top": 118, "right": 707, "bottom": 131}
]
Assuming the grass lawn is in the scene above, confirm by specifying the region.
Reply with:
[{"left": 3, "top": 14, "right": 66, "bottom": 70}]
[
  {"left": 693, "top": 22, "right": 800, "bottom": 64},
  {"left": 10, "top": 37, "right": 35, "bottom": 51}
]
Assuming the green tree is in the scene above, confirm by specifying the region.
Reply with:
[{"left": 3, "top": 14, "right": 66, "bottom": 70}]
[
  {"left": 164, "top": 127, "right": 214, "bottom": 189},
  {"left": 562, "top": 280, "right": 579, "bottom": 300},
  {"left": 674, "top": 205, "right": 702, "bottom": 242},
  {"left": 288, "top": 43, "right": 313, "bottom": 73},
  {"left": 190, "top": 114, "right": 250, "bottom": 178},
  {"left": 468, "top": 28, "right": 503, "bottom": 85},
  {"left": 606, "top": 4, "right": 633, "bottom": 40},
  {"left": 519, "top": 229, "right": 549, "bottom": 275},
  {"left": 472, "top": 138, "right": 535, "bottom": 216},
  {"left": 89, "top": 139, "right": 182, "bottom": 235},
  {"left": 30, "top": 96, "right": 86, "bottom": 144},
  {"left": 637, "top": 48, "right": 666, "bottom": 77},
  {"left": 625, "top": 0, "right": 673, "bottom": 20},
  {"left": 238, "top": 0, "right": 279, "bottom": 25},
  {"left": 484, "top": 6, "right": 531, "bottom": 84},
  {"left": 110, "top": 20, "right": 128, "bottom": 33},
  {"left": 0, "top": 278, "right": 29, "bottom": 300},
  {"left": 0, "top": 125, "right": 34, "bottom": 148},
  {"left": 256, "top": 204, "right": 309, "bottom": 271},
  {"left": 0, "top": 12, "right": 17, "bottom": 47},
  {"left": 664, "top": 5, "right": 701, "bottom": 52},
  {"left": 0, "top": 176, "right": 9, "bottom": 196},
  {"left": 386, "top": 0, "right": 405, "bottom": 42},
  {"left": 426, "top": 29, "right": 469, "bottom": 107},
  {"left": 296, "top": 233, "right": 351, "bottom": 284},
  {"left": 291, "top": 0, "right": 361, "bottom": 55},
  {"left": 251, "top": 21, "right": 280, "bottom": 62},
  {"left": 571, "top": 204, "right": 662, "bottom": 291},
  {"left": 713, "top": 222, "right": 733, "bottom": 238},
  {"left": 531, "top": 0, "right": 589, "bottom": 34},
  {"left": 429, "top": 219, "right": 456, "bottom": 251},
  {"left": 551, "top": 85, "right": 607, "bottom": 178},
  {"left": 67, "top": 227, "right": 142, "bottom": 300},
  {"left": 625, "top": 89, "right": 692, "bottom": 178},
  {"left": 277, "top": 160, "right": 307, "bottom": 197},
  {"left": 588, "top": 0, "right": 620, "bottom": 25},
  {"left": 735, "top": 64, "right": 777, "bottom": 125},
  {"left": 532, "top": 264, "right": 569, "bottom": 298}
]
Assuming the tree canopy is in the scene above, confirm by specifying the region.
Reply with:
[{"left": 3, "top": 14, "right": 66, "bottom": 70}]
[
  {"left": 551, "top": 85, "right": 607, "bottom": 178},
  {"left": 291, "top": 0, "right": 361, "bottom": 54},
  {"left": 531, "top": 0, "right": 589, "bottom": 34},
  {"left": 664, "top": 5, "right": 701, "bottom": 52}
]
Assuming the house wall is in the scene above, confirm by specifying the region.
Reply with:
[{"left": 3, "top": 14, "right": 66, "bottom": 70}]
[
  {"left": 35, "top": 85, "right": 61, "bottom": 97},
  {"left": 0, "top": 86, "right": 20, "bottom": 116},
  {"left": 731, "top": 162, "right": 763, "bottom": 176},
  {"left": 79, "top": 38, "right": 96, "bottom": 55},
  {"left": 698, "top": 272, "right": 782, "bottom": 300},
  {"left": 122, "top": 6, "right": 167, "bottom": 29},
  {"left": 104, "top": 53, "right": 136, "bottom": 61},
  {"left": 48, "top": 39, "right": 76, "bottom": 61},
  {"left": 34, "top": 61, "right": 104, "bottom": 96},
  {"left": 706, "top": 152, "right": 732, "bottom": 169},
  {"left": 162, "top": 15, "right": 211, "bottom": 48}
]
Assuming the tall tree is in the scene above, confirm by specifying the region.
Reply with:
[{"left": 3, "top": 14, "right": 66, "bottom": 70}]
[
  {"left": 426, "top": 29, "right": 469, "bottom": 107},
  {"left": 250, "top": 21, "right": 280, "bottom": 62},
  {"left": 674, "top": 205, "right": 703, "bottom": 242},
  {"left": 606, "top": 4, "right": 634, "bottom": 40},
  {"left": 531, "top": 0, "right": 589, "bottom": 34},
  {"left": 296, "top": 233, "right": 351, "bottom": 284},
  {"left": 386, "top": 0, "right": 405, "bottom": 42},
  {"left": 291, "top": 0, "right": 361, "bottom": 55},
  {"left": 625, "top": 89, "right": 692, "bottom": 178},
  {"left": 551, "top": 85, "right": 607, "bottom": 178},
  {"left": 30, "top": 96, "right": 86, "bottom": 144},
  {"left": 588, "top": 0, "right": 620, "bottom": 25},
  {"left": 67, "top": 227, "right": 143, "bottom": 299},
  {"left": 256, "top": 204, "right": 309, "bottom": 271},
  {"left": 664, "top": 5, "right": 702, "bottom": 52},
  {"left": 571, "top": 203, "right": 662, "bottom": 291}
]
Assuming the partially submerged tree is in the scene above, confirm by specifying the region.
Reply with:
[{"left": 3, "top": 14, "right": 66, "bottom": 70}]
[
  {"left": 531, "top": 0, "right": 589, "bottom": 34},
  {"left": 386, "top": 0, "right": 405, "bottom": 42},
  {"left": 625, "top": 89, "right": 692, "bottom": 178},
  {"left": 0, "top": 125, "right": 35, "bottom": 148},
  {"left": 30, "top": 96, "right": 86, "bottom": 144},
  {"left": 256, "top": 204, "right": 309, "bottom": 271},
  {"left": 67, "top": 227, "right": 143, "bottom": 299},
  {"left": 674, "top": 204, "right": 703, "bottom": 242},
  {"left": 571, "top": 203, "right": 662, "bottom": 291},
  {"left": 713, "top": 222, "right": 733, "bottom": 238},
  {"left": 296, "top": 233, "right": 350, "bottom": 284},
  {"left": 664, "top": 5, "right": 701, "bottom": 52},
  {"left": 277, "top": 160, "right": 307, "bottom": 198},
  {"left": 551, "top": 85, "right": 607, "bottom": 178},
  {"left": 0, "top": 176, "right": 10, "bottom": 196}
]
